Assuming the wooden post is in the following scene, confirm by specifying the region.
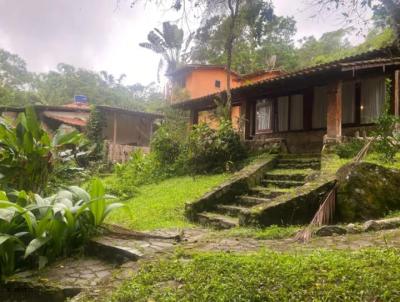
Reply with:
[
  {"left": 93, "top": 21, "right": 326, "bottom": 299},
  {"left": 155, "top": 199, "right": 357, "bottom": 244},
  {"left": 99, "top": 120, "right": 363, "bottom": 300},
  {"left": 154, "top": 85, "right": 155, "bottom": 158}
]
[
  {"left": 112, "top": 111, "right": 117, "bottom": 162},
  {"left": 189, "top": 109, "right": 198, "bottom": 126},
  {"left": 326, "top": 81, "right": 342, "bottom": 142},
  {"left": 392, "top": 70, "right": 400, "bottom": 117}
]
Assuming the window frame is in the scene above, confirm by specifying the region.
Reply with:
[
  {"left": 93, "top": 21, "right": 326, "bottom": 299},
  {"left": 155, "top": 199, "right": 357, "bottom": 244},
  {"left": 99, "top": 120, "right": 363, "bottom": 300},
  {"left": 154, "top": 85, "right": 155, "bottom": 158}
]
[{"left": 255, "top": 99, "right": 274, "bottom": 133}]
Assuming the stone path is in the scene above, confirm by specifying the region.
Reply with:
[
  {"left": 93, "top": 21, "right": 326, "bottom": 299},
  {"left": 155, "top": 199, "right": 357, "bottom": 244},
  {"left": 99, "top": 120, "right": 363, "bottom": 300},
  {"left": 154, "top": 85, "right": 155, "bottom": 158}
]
[
  {"left": 184, "top": 228, "right": 400, "bottom": 253},
  {"left": 4, "top": 226, "right": 400, "bottom": 302}
]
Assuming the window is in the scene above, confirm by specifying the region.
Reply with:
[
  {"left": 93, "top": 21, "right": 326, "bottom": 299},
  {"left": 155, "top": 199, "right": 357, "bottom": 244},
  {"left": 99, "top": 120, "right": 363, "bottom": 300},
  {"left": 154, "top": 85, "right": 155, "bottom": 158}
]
[
  {"left": 256, "top": 99, "right": 273, "bottom": 132},
  {"left": 277, "top": 96, "right": 289, "bottom": 132},
  {"left": 360, "top": 77, "right": 385, "bottom": 124},
  {"left": 342, "top": 81, "right": 356, "bottom": 124},
  {"left": 290, "top": 94, "right": 303, "bottom": 130},
  {"left": 215, "top": 80, "right": 221, "bottom": 88},
  {"left": 312, "top": 86, "right": 328, "bottom": 129}
]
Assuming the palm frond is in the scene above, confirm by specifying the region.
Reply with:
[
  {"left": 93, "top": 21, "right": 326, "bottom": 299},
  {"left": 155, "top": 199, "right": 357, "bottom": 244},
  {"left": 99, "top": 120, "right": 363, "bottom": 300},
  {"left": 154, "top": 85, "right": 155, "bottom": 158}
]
[{"left": 295, "top": 138, "right": 374, "bottom": 243}]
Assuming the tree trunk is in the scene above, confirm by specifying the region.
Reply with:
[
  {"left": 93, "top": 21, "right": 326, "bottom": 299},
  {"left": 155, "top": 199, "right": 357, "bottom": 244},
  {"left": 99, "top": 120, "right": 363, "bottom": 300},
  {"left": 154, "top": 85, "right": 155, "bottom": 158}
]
[{"left": 224, "top": 0, "right": 240, "bottom": 121}]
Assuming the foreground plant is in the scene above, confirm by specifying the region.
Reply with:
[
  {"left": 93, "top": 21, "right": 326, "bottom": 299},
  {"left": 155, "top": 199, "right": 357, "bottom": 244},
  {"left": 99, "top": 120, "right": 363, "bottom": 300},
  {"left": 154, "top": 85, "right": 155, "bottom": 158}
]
[
  {"left": 0, "top": 178, "right": 123, "bottom": 278},
  {"left": 0, "top": 106, "right": 82, "bottom": 193}
]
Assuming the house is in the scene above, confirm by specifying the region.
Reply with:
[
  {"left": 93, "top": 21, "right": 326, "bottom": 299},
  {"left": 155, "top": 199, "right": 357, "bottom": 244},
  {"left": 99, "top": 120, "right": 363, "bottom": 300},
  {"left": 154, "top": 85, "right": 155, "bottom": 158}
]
[
  {"left": 166, "top": 64, "right": 282, "bottom": 130},
  {"left": 0, "top": 102, "right": 163, "bottom": 162},
  {"left": 170, "top": 46, "right": 400, "bottom": 153}
]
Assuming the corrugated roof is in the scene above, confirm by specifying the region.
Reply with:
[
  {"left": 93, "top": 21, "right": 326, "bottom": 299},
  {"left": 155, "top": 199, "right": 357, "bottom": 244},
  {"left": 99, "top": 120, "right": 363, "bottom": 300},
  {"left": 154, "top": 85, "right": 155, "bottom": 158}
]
[{"left": 43, "top": 112, "right": 87, "bottom": 127}]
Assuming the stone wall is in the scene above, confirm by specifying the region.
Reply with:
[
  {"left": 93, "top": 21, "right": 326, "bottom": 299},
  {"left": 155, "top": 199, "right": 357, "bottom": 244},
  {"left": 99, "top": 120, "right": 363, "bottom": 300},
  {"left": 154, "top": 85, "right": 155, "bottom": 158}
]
[{"left": 185, "top": 156, "right": 278, "bottom": 221}]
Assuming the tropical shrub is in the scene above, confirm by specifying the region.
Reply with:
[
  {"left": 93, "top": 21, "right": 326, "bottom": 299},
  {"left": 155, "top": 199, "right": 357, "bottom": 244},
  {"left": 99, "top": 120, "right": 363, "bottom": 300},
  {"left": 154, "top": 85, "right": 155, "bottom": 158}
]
[
  {"left": 371, "top": 82, "right": 400, "bottom": 162},
  {"left": 333, "top": 138, "right": 364, "bottom": 159},
  {"left": 0, "top": 107, "right": 82, "bottom": 193},
  {"left": 85, "top": 106, "right": 106, "bottom": 160},
  {"left": 105, "top": 150, "right": 164, "bottom": 197},
  {"left": 0, "top": 178, "right": 122, "bottom": 278},
  {"left": 151, "top": 125, "right": 182, "bottom": 166},
  {"left": 187, "top": 120, "right": 246, "bottom": 174}
]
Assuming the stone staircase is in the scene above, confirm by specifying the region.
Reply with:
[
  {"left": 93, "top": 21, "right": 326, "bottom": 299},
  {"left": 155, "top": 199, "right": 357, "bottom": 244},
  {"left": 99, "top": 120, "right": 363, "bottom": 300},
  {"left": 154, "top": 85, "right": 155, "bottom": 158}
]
[{"left": 196, "top": 154, "right": 321, "bottom": 229}]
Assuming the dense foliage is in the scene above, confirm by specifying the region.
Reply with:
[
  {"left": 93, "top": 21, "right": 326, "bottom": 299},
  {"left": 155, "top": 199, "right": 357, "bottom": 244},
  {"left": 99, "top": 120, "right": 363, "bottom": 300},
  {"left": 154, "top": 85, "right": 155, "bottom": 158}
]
[
  {"left": 0, "top": 107, "right": 82, "bottom": 193},
  {"left": 0, "top": 179, "right": 122, "bottom": 278},
  {"left": 187, "top": 120, "right": 246, "bottom": 174},
  {"left": 372, "top": 79, "right": 400, "bottom": 162},
  {"left": 110, "top": 248, "right": 400, "bottom": 302},
  {"left": 106, "top": 117, "right": 246, "bottom": 197},
  {"left": 85, "top": 106, "right": 107, "bottom": 159}
]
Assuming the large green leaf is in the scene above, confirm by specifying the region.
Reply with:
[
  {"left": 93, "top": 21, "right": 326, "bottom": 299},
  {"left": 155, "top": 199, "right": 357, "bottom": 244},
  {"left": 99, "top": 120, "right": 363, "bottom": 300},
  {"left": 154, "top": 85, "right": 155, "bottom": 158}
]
[
  {"left": 24, "top": 107, "right": 41, "bottom": 140},
  {"left": 24, "top": 236, "right": 50, "bottom": 258},
  {"left": 68, "top": 186, "right": 90, "bottom": 203},
  {"left": 88, "top": 178, "right": 106, "bottom": 226}
]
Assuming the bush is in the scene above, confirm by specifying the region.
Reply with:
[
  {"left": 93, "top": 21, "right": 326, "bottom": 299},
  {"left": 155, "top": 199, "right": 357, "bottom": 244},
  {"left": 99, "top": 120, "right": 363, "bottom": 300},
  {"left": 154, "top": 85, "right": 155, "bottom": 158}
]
[
  {"left": 333, "top": 139, "right": 365, "bottom": 158},
  {"left": 187, "top": 120, "right": 246, "bottom": 174},
  {"left": 151, "top": 125, "right": 182, "bottom": 166},
  {"left": 0, "top": 107, "right": 82, "bottom": 193},
  {"left": 371, "top": 78, "right": 400, "bottom": 162},
  {"left": 105, "top": 150, "right": 164, "bottom": 197},
  {"left": 0, "top": 179, "right": 122, "bottom": 278}
]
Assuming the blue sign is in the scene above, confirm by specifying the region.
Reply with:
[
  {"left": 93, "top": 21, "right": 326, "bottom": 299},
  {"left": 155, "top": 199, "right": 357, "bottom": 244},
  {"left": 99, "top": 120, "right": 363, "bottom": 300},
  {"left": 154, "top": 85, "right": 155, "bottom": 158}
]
[{"left": 74, "top": 95, "right": 88, "bottom": 103}]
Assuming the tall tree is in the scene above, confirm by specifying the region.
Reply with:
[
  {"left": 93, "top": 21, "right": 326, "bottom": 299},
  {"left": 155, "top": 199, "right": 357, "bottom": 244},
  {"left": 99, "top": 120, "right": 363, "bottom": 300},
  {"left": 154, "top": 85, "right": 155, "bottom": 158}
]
[
  {"left": 190, "top": 1, "right": 297, "bottom": 73},
  {"left": 139, "top": 21, "right": 185, "bottom": 80},
  {"left": 296, "top": 29, "right": 352, "bottom": 67},
  {"left": 312, "top": 0, "right": 400, "bottom": 48}
]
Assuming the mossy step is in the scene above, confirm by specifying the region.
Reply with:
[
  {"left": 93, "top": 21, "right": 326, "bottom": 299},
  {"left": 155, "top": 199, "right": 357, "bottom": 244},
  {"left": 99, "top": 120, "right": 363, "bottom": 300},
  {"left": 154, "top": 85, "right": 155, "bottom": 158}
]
[
  {"left": 248, "top": 187, "right": 288, "bottom": 199},
  {"left": 262, "top": 179, "right": 305, "bottom": 188},
  {"left": 238, "top": 195, "right": 273, "bottom": 206},
  {"left": 280, "top": 153, "right": 321, "bottom": 159},
  {"left": 215, "top": 204, "right": 249, "bottom": 216},
  {"left": 267, "top": 168, "right": 314, "bottom": 175},
  {"left": 197, "top": 212, "right": 239, "bottom": 229},
  {"left": 264, "top": 173, "right": 308, "bottom": 181},
  {"left": 278, "top": 158, "right": 320, "bottom": 165},
  {"left": 276, "top": 162, "right": 320, "bottom": 170}
]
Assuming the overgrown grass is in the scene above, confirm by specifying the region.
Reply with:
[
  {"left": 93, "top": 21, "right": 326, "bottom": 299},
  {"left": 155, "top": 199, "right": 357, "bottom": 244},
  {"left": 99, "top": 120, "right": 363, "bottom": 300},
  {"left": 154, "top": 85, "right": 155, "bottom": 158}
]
[
  {"left": 110, "top": 248, "right": 400, "bottom": 302},
  {"left": 106, "top": 174, "right": 230, "bottom": 231},
  {"left": 216, "top": 225, "right": 301, "bottom": 240},
  {"left": 365, "top": 152, "right": 400, "bottom": 170}
]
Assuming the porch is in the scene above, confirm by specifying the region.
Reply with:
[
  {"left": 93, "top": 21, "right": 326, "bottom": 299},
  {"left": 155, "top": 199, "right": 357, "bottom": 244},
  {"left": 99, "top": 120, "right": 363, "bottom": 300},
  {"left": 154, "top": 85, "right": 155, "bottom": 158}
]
[{"left": 179, "top": 48, "right": 400, "bottom": 153}]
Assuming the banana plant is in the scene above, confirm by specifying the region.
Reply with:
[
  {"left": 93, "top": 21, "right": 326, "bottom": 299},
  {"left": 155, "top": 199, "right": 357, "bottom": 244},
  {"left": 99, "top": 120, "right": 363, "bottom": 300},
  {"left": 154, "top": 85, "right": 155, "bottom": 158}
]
[{"left": 0, "top": 106, "right": 82, "bottom": 193}]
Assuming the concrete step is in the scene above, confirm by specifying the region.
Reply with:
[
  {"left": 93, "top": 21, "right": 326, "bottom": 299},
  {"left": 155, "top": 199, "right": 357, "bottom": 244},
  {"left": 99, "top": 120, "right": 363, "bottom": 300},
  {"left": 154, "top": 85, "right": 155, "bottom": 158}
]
[
  {"left": 237, "top": 195, "right": 273, "bottom": 206},
  {"left": 262, "top": 179, "right": 305, "bottom": 189},
  {"left": 264, "top": 173, "right": 308, "bottom": 182},
  {"left": 276, "top": 162, "right": 320, "bottom": 170},
  {"left": 197, "top": 212, "right": 239, "bottom": 229},
  {"left": 215, "top": 204, "right": 249, "bottom": 216},
  {"left": 280, "top": 153, "right": 321, "bottom": 159},
  {"left": 278, "top": 158, "right": 320, "bottom": 165},
  {"left": 248, "top": 187, "right": 287, "bottom": 199}
]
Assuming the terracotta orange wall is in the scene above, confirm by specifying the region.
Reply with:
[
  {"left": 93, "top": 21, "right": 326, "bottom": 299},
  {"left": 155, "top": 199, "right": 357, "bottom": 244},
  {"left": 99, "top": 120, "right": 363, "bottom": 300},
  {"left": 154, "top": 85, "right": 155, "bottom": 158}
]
[{"left": 185, "top": 69, "right": 240, "bottom": 99}]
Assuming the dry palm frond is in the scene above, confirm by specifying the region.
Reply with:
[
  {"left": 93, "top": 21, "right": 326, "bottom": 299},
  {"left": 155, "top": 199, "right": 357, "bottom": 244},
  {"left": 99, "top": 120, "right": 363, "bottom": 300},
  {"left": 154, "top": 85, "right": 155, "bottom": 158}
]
[
  {"left": 295, "top": 138, "right": 374, "bottom": 243},
  {"left": 295, "top": 184, "right": 337, "bottom": 242}
]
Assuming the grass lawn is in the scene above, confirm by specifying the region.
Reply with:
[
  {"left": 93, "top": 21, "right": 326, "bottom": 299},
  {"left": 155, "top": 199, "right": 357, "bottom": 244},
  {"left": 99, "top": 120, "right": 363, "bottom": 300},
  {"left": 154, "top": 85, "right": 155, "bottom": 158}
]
[
  {"left": 106, "top": 174, "right": 230, "bottom": 231},
  {"left": 109, "top": 248, "right": 400, "bottom": 302}
]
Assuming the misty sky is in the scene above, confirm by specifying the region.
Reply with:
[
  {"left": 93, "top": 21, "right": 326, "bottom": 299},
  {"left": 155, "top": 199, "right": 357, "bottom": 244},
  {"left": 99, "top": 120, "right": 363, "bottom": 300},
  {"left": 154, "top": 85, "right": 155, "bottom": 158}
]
[{"left": 0, "top": 0, "right": 370, "bottom": 85}]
